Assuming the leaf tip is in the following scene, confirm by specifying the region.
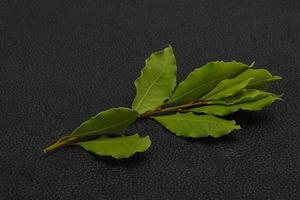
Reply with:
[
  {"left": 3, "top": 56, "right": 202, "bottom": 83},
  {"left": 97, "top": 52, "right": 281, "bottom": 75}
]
[
  {"left": 249, "top": 61, "right": 255, "bottom": 68},
  {"left": 273, "top": 75, "right": 282, "bottom": 80},
  {"left": 144, "top": 135, "right": 152, "bottom": 148},
  {"left": 230, "top": 120, "right": 241, "bottom": 130},
  {"left": 165, "top": 45, "right": 174, "bottom": 54},
  {"left": 276, "top": 94, "right": 284, "bottom": 101}
]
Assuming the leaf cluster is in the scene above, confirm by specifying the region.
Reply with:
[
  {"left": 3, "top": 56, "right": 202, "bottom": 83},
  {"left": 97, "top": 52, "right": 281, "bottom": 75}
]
[{"left": 44, "top": 46, "right": 281, "bottom": 159}]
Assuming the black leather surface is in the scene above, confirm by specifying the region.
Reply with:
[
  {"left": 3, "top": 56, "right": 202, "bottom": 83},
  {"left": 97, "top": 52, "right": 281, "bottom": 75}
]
[{"left": 1, "top": 0, "right": 299, "bottom": 199}]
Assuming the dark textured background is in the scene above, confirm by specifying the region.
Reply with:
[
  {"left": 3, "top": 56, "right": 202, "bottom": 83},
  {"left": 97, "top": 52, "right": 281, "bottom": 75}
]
[{"left": 1, "top": 0, "right": 299, "bottom": 199}]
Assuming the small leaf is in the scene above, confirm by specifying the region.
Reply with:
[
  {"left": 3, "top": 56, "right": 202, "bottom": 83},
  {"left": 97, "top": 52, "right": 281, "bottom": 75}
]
[
  {"left": 72, "top": 107, "right": 139, "bottom": 137},
  {"left": 190, "top": 95, "right": 281, "bottom": 116},
  {"left": 79, "top": 134, "right": 151, "bottom": 159},
  {"left": 153, "top": 113, "right": 240, "bottom": 138},
  {"left": 132, "top": 46, "right": 177, "bottom": 114},
  {"left": 208, "top": 89, "right": 271, "bottom": 105},
  {"left": 202, "top": 68, "right": 281, "bottom": 100},
  {"left": 203, "top": 78, "right": 253, "bottom": 100},
  {"left": 168, "top": 61, "right": 249, "bottom": 104}
]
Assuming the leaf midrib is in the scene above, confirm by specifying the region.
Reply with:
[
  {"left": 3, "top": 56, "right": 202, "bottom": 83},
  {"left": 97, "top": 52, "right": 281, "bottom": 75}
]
[
  {"left": 219, "top": 94, "right": 268, "bottom": 105},
  {"left": 73, "top": 117, "right": 136, "bottom": 137},
  {"left": 156, "top": 116, "right": 233, "bottom": 125},
  {"left": 171, "top": 72, "right": 233, "bottom": 102},
  {"left": 135, "top": 59, "right": 168, "bottom": 110},
  {"left": 207, "top": 78, "right": 252, "bottom": 99},
  {"left": 81, "top": 139, "right": 137, "bottom": 145},
  {"left": 248, "top": 77, "right": 276, "bottom": 86}
]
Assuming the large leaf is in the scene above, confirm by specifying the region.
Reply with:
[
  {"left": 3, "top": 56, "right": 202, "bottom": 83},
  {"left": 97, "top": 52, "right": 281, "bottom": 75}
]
[
  {"left": 190, "top": 95, "right": 281, "bottom": 116},
  {"left": 79, "top": 134, "right": 151, "bottom": 159},
  {"left": 71, "top": 107, "right": 139, "bottom": 137},
  {"left": 132, "top": 46, "right": 177, "bottom": 114},
  {"left": 168, "top": 61, "right": 249, "bottom": 104},
  {"left": 153, "top": 113, "right": 240, "bottom": 138},
  {"left": 201, "top": 68, "right": 280, "bottom": 100},
  {"left": 208, "top": 89, "right": 271, "bottom": 105}
]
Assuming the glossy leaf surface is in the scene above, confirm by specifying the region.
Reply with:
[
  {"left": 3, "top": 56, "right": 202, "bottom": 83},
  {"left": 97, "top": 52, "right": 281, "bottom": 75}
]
[
  {"left": 241, "top": 69, "right": 281, "bottom": 91},
  {"left": 153, "top": 113, "right": 240, "bottom": 138},
  {"left": 208, "top": 89, "right": 271, "bottom": 105},
  {"left": 190, "top": 95, "right": 281, "bottom": 116},
  {"left": 202, "top": 68, "right": 281, "bottom": 100},
  {"left": 132, "top": 46, "right": 177, "bottom": 114},
  {"left": 168, "top": 61, "right": 249, "bottom": 104},
  {"left": 72, "top": 107, "right": 139, "bottom": 137},
  {"left": 203, "top": 78, "right": 253, "bottom": 100},
  {"left": 79, "top": 134, "right": 151, "bottom": 159}
]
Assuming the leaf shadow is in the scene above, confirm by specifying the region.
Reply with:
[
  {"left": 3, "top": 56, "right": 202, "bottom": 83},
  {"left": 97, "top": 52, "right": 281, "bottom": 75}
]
[
  {"left": 91, "top": 153, "right": 149, "bottom": 167},
  {"left": 184, "top": 134, "right": 237, "bottom": 145},
  {"left": 185, "top": 110, "right": 274, "bottom": 145},
  {"left": 226, "top": 110, "right": 274, "bottom": 127}
]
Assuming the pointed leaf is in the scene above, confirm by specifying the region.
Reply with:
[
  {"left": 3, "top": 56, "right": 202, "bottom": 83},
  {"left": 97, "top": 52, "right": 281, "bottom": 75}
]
[
  {"left": 208, "top": 89, "right": 271, "bottom": 105},
  {"left": 203, "top": 78, "right": 253, "bottom": 100},
  {"left": 72, "top": 107, "right": 139, "bottom": 137},
  {"left": 168, "top": 61, "right": 249, "bottom": 104},
  {"left": 202, "top": 68, "right": 281, "bottom": 100},
  {"left": 190, "top": 95, "right": 281, "bottom": 116},
  {"left": 79, "top": 134, "right": 151, "bottom": 159},
  {"left": 153, "top": 113, "right": 240, "bottom": 138},
  {"left": 249, "top": 76, "right": 281, "bottom": 91},
  {"left": 132, "top": 46, "right": 177, "bottom": 114},
  {"left": 241, "top": 69, "right": 281, "bottom": 91},
  {"left": 235, "top": 95, "right": 281, "bottom": 111}
]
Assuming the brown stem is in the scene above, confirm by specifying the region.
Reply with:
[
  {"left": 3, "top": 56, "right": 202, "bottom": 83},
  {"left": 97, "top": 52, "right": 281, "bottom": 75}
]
[
  {"left": 43, "top": 136, "right": 78, "bottom": 154},
  {"left": 44, "top": 99, "right": 207, "bottom": 154},
  {"left": 141, "top": 99, "right": 207, "bottom": 118},
  {"left": 43, "top": 132, "right": 119, "bottom": 154}
]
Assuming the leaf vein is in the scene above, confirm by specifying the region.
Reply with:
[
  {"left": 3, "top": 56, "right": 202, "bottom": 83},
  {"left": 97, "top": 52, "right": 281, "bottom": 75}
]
[{"left": 135, "top": 60, "right": 168, "bottom": 110}]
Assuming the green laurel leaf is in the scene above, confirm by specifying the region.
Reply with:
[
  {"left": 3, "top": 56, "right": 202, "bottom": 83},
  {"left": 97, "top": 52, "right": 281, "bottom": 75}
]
[
  {"left": 242, "top": 69, "right": 282, "bottom": 91},
  {"left": 132, "top": 46, "right": 177, "bottom": 114},
  {"left": 168, "top": 61, "right": 249, "bottom": 104},
  {"left": 208, "top": 89, "right": 271, "bottom": 105},
  {"left": 153, "top": 113, "right": 240, "bottom": 138},
  {"left": 79, "top": 134, "right": 151, "bottom": 159},
  {"left": 202, "top": 78, "right": 253, "bottom": 100},
  {"left": 190, "top": 94, "right": 281, "bottom": 116},
  {"left": 72, "top": 107, "right": 139, "bottom": 137},
  {"left": 202, "top": 68, "right": 281, "bottom": 101},
  {"left": 44, "top": 46, "right": 283, "bottom": 159}
]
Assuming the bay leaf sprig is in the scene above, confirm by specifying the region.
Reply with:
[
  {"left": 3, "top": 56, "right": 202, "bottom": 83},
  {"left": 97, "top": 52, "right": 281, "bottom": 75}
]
[{"left": 44, "top": 46, "right": 282, "bottom": 159}]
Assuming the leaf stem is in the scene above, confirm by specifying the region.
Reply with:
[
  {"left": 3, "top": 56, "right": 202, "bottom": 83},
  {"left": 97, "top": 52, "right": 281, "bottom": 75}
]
[
  {"left": 43, "top": 136, "right": 78, "bottom": 154},
  {"left": 43, "top": 133, "right": 117, "bottom": 154},
  {"left": 44, "top": 99, "right": 207, "bottom": 154},
  {"left": 141, "top": 99, "right": 207, "bottom": 118}
]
